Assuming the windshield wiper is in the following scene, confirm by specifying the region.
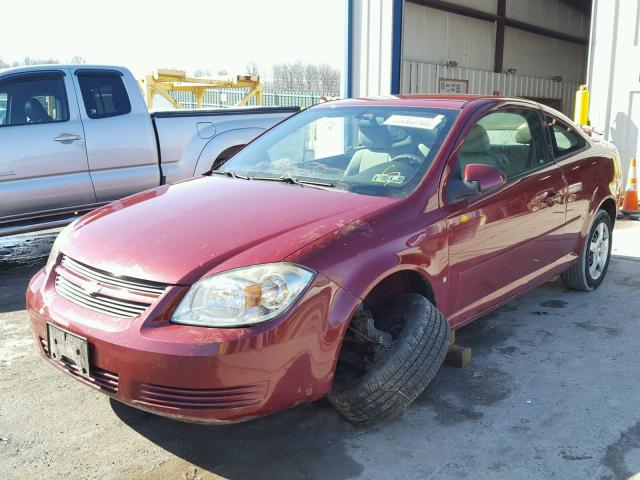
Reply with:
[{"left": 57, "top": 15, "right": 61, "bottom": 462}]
[
  {"left": 209, "top": 170, "right": 249, "bottom": 180},
  {"left": 249, "top": 175, "right": 336, "bottom": 189}
]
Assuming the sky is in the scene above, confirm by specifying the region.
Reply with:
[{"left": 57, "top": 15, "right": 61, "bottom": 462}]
[{"left": 3, "top": 0, "right": 346, "bottom": 79}]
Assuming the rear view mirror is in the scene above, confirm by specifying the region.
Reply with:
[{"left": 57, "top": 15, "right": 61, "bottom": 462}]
[{"left": 463, "top": 164, "right": 506, "bottom": 193}]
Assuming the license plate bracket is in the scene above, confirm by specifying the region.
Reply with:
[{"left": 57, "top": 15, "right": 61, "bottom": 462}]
[{"left": 47, "top": 324, "right": 91, "bottom": 379}]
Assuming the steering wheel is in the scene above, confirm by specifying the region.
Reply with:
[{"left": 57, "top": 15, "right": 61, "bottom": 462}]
[{"left": 390, "top": 153, "right": 424, "bottom": 170}]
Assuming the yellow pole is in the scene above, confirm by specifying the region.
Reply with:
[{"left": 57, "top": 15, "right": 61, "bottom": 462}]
[{"left": 574, "top": 84, "right": 590, "bottom": 125}]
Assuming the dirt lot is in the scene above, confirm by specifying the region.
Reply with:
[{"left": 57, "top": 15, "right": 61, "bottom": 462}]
[{"left": 1, "top": 221, "right": 639, "bottom": 480}]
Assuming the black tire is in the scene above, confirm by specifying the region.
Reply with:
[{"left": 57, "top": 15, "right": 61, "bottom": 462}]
[
  {"left": 561, "top": 209, "right": 613, "bottom": 291},
  {"left": 328, "top": 294, "right": 450, "bottom": 425}
]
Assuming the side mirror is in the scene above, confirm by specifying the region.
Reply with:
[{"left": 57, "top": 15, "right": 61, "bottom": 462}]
[{"left": 463, "top": 164, "right": 506, "bottom": 193}]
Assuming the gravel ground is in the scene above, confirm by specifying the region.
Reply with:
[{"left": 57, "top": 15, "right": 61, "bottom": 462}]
[{"left": 1, "top": 220, "right": 639, "bottom": 480}]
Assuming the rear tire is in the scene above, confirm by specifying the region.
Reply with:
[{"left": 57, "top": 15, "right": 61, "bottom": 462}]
[
  {"left": 561, "top": 209, "right": 612, "bottom": 291},
  {"left": 328, "top": 294, "right": 450, "bottom": 425}
]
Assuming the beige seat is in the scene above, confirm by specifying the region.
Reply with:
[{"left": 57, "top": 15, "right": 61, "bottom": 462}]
[
  {"left": 344, "top": 120, "right": 394, "bottom": 176},
  {"left": 458, "top": 124, "right": 508, "bottom": 175}
]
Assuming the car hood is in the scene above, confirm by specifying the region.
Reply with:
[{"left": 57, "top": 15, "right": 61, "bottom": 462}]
[{"left": 62, "top": 176, "right": 396, "bottom": 285}]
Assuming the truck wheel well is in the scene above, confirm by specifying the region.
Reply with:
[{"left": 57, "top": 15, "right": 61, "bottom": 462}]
[
  {"left": 599, "top": 198, "right": 617, "bottom": 226},
  {"left": 211, "top": 144, "right": 245, "bottom": 171},
  {"left": 363, "top": 270, "right": 436, "bottom": 309}
]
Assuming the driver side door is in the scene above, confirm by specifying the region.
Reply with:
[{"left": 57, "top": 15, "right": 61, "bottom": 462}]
[{"left": 444, "top": 107, "right": 567, "bottom": 326}]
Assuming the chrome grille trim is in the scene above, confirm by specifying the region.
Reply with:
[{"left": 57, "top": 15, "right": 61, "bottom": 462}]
[
  {"left": 61, "top": 256, "right": 167, "bottom": 295},
  {"left": 54, "top": 255, "right": 170, "bottom": 318},
  {"left": 55, "top": 276, "right": 148, "bottom": 318}
]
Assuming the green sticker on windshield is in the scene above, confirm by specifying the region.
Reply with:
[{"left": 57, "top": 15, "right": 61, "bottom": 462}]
[{"left": 372, "top": 173, "right": 405, "bottom": 184}]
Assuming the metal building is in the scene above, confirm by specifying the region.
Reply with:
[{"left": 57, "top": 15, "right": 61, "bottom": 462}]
[
  {"left": 345, "top": 0, "right": 591, "bottom": 116},
  {"left": 587, "top": 0, "right": 640, "bottom": 180}
]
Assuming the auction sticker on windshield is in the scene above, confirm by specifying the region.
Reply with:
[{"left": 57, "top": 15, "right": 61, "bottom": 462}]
[{"left": 383, "top": 114, "right": 445, "bottom": 130}]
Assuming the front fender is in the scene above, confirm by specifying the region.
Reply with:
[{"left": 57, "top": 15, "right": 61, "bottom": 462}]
[{"left": 285, "top": 208, "right": 448, "bottom": 313}]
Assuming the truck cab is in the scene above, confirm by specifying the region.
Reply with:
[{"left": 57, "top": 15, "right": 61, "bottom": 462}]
[{"left": 0, "top": 64, "right": 298, "bottom": 236}]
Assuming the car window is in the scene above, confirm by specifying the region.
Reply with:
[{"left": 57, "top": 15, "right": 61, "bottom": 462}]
[
  {"left": 455, "top": 109, "right": 546, "bottom": 180},
  {"left": 0, "top": 74, "right": 69, "bottom": 127},
  {"left": 545, "top": 115, "right": 586, "bottom": 157},
  {"left": 77, "top": 72, "right": 131, "bottom": 119},
  {"left": 221, "top": 106, "right": 459, "bottom": 198}
]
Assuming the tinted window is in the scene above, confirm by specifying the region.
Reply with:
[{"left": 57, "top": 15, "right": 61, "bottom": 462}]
[
  {"left": 0, "top": 74, "right": 69, "bottom": 127},
  {"left": 77, "top": 73, "right": 131, "bottom": 119},
  {"left": 0, "top": 93, "right": 6, "bottom": 125},
  {"left": 545, "top": 115, "right": 587, "bottom": 157},
  {"left": 456, "top": 109, "right": 546, "bottom": 180}
]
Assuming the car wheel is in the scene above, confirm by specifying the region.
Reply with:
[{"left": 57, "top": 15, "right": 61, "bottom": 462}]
[
  {"left": 561, "top": 209, "right": 613, "bottom": 291},
  {"left": 328, "top": 293, "right": 450, "bottom": 425}
]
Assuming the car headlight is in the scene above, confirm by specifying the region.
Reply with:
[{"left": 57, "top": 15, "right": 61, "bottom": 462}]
[
  {"left": 44, "top": 220, "right": 80, "bottom": 276},
  {"left": 172, "top": 263, "right": 315, "bottom": 328}
]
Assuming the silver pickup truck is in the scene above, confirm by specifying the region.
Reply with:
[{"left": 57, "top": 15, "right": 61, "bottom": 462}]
[{"left": 0, "top": 64, "right": 298, "bottom": 236}]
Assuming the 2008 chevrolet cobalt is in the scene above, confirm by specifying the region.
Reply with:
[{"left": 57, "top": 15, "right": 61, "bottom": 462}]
[{"left": 27, "top": 95, "right": 622, "bottom": 425}]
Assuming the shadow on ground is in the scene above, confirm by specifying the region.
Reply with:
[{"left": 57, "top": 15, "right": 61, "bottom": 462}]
[
  {"left": 111, "top": 397, "right": 365, "bottom": 480},
  {"left": 110, "top": 283, "right": 565, "bottom": 479},
  {"left": 0, "top": 262, "right": 44, "bottom": 314}
]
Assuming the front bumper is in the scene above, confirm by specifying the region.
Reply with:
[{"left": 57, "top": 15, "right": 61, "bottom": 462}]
[{"left": 26, "top": 267, "right": 360, "bottom": 423}]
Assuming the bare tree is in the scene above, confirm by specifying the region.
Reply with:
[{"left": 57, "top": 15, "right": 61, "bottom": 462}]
[
  {"left": 70, "top": 55, "right": 86, "bottom": 64},
  {"left": 1, "top": 57, "right": 60, "bottom": 67},
  {"left": 269, "top": 61, "right": 340, "bottom": 95},
  {"left": 21, "top": 57, "right": 59, "bottom": 66},
  {"left": 316, "top": 63, "right": 340, "bottom": 95},
  {"left": 245, "top": 60, "right": 259, "bottom": 77},
  {"left": 193, "top": 69, "right": 212, "bottom": 78}
]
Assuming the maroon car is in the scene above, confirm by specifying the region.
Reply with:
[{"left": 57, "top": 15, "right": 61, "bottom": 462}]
[{"left": 27, "top": 95, "right": 623, "bottom": 425}]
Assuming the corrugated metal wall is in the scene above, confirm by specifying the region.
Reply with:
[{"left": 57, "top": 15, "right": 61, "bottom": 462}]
[
  {"left": 401, "top": 61, "right": 580, "bottom": 115},
  {"left": 402, "top": 1, "right": 588, "bottom": 85}
]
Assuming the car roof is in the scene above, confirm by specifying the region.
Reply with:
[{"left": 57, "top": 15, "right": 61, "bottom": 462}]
[{"left": 316, "top": 94, "right": 542, "bottom": 111}]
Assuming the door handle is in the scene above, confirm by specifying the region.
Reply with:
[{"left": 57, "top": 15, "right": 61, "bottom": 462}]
[{"left": 53, "top": 133, "right": 81, "bottom": 143}]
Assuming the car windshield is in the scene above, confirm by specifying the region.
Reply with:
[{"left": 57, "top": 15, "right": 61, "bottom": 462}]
[{"left": 220, "top": 105, "right": 459, "bottom": 197}]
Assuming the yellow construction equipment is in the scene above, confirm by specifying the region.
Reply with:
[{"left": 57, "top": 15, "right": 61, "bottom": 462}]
[
  {"left": 574, "top": 84, "right": 590, "bottom": 125},
  {"left": 142, "top": 69, "right": 262, "bottom": 109}
]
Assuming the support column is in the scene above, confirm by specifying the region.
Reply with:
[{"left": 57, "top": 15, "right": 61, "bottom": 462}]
[{"left": 344, "top": 0, "right": 404, "bottom": 98}]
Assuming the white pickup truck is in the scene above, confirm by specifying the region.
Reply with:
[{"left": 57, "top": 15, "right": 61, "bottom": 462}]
[{"left": 0, "top": 64, "right": 298, "bottom": 236}]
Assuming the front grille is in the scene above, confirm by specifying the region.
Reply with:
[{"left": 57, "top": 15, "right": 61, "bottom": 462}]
[
  {"left": 61, "top": 256, "right": 167, "bottom": 295},
  {"left": 136, "top": 382, "right": 268, "bottom": 410},
  {"left": 39, "top": 337, "right": 119, "bottom": 394},
  {"left": 55, "top": 256, "right": 168, "bottom": 318}
]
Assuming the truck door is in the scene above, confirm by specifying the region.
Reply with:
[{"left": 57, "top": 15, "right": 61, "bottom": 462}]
[
  {"left": 72, "top": 69, "right": 160, "bottom": 202},
  {"left": 0, "top": 70, "right": 96, "bottom": 219}
]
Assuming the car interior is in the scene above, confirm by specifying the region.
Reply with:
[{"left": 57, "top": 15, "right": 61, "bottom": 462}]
[
  {"left": 344, "top": 116, "right": 436, "bottom": 177},
  {"left": 457, "top": 110, "right": 544, "bottom": 181},
  {"left": 0, "top": 77, "right": 68, "bottom": 126}
]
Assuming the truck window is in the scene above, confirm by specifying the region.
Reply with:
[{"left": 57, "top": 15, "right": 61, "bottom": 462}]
[
  {"left": 0, "top": 93, "right": 6, "bottom": 125},
  {"left": 0, "top": 74, "right": 69, "bottom": 127},
  {"left": 77, "top": 73, "right": 131, "bottom": 119}
]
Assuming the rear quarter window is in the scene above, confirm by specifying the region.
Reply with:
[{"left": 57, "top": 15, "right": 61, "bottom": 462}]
[
  {"left": 545, "top": 115, "right": 587, "bottom": 157},
  {"left": 77, "top": 72, "right": 131, "bottom": 119}
]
